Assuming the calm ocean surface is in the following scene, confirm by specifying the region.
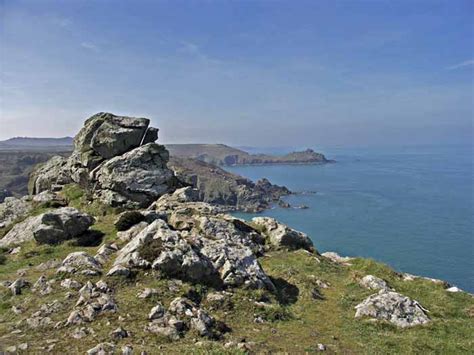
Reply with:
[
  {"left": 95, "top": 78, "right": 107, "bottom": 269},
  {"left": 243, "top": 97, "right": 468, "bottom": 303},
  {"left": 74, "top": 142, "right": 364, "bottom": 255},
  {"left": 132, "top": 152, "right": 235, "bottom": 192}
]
[{"left": 228, "top": 145, "right": 473, "bottom": 292}]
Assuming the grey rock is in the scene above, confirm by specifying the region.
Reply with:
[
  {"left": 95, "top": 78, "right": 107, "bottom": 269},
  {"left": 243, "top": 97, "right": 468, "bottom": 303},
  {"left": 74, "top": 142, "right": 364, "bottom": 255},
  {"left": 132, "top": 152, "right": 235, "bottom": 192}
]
[
  {"left": 106, "top": 265, "right": 132, "bottom": 278},
  {"left": 60, "top": 278, "right": 82, "bottom": 290},
  {"left": 58, "top": 251, "right": 102, "bottom": 275},
  {"left": 117, "top": 221, "right": 149, "bottom": 242},
  {"left": 95, "top": 243, "right": 119, "bottom": 265},
  {"left": 115, "top": 211, "right": 145, "bottom": 231},
  {"left": 0, "top": 196, "right": 32, "bottom": 229},
  {"left": 110, "top": 326, "right": 129, "bottom": 339},
  {"left": 355, "top": 290, "right": 430, "bottom": 327},
  {"left": 322, "top": 251, "right": 353, "bottom": 264},
  {"left": 149, "top": 303, "right": 166, "bottom": 320},
  {"left": 122, "top": 345, "right": 133, "bottom": 355},
  {"left": 33, "top": 207, "right": 94, "bottom": 245},
  {"left": 359, "top": 275, "right": 391, "bottom": 291},
  {"left": 142, "top": 127, "right": 159, "bottom": 144},
  {"left": 0, "top": 215, "right": 42, "bottom": 247},
  {"left": 29, "top": 156, "right": 72, "bottom": 194},
  {"left": 86, "top": 342, "right": 116, "bottom": 355},
  {"left": 138, "top": 288, "right": 159, "bottom": 299},
  {"left": 10, "top": 278, "right": 29, "bottom": 295},
  {"left": 252, "top": 217, "right": 314, "bottom": 252},
  {"left": 91, "top": 143, "right": 176, "bottom": 208}
]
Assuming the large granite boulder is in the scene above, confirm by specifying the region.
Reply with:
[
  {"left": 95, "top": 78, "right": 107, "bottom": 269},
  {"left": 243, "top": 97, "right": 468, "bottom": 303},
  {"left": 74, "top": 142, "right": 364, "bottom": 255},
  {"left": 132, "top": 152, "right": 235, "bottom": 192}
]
[
  {"left": 0, "top": 215, "right": 43, "bottom": 247},
  {"left": 355, "top": 290, "right": 430, "bottom": 327},
  {"left": 33, "top": 207, "right": 94, "bottom": 244},
  {"left": 252, "top": 217, "right": 314, "bottom": 252},
  {"left": 28, "top": 113, "right": 177, "bottom": 208},
  {"left": 91, "top": 143, "right": 176, "bottom": 208},
  {"left": 0, "top": 207, "right": 94, "bottom": 247},
  {"left": 29, "top": 156, "right": 72, "bottom": 195}
]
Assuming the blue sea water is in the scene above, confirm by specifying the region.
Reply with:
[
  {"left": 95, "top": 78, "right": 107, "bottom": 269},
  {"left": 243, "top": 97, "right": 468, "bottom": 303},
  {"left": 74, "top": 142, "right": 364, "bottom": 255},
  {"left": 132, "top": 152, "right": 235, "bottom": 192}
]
[{"left": 228, "top": 145, "right": 474, "bottom": 292}]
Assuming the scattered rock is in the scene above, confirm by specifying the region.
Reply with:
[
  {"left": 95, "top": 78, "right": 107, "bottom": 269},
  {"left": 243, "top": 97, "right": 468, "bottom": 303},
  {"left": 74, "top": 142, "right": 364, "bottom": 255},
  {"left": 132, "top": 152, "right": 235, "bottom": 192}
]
[
  {"left": 86, "top": 342, "right": 116, "bottom": 355},
  {"left": 321, "top": 252, "right": 353, "bottom": 265},
  {"left": 110, "top": 326, "right": 129, "bottom": 339},
  {"left": 58, "top": 251, "right": 102, "bottom": 276},
  {"left": 252, "top": 217, "right": 314, "bottom": 252},
  {"left": 107, "top": 264, "right": 132, "bottom": 278},
  {"left": 0, "top": 196, "right": 33, "bottom": 229},
  {"left": 137, "top": 288, "right": 159, "bottom": 299},
  {"left": 446, "top": 286, "right": 463, "bottom": 293},
  {"left": 61, "top": 278, "right": 82, "bottom": 290},
  {"left": 355, "top": 290, "right": 430, "bottom": 327},
  {"left": 359, "top": 275, "right": 391, "bottom": 291},
  {"left": 10, "top": 278, "right": 29, "bottom": 295},
  {"left": 149, "top": 303, "right": 166, "bottom": 320}
]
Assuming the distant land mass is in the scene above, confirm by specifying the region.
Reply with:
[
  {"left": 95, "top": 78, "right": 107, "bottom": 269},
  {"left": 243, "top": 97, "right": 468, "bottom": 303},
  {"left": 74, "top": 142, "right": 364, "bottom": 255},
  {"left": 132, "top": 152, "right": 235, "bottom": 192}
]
[
  {"left": 0, "top": 138, "right": 331, "bottom": 166},
  {"left": 166, "top": 143, "right": 332, "bottom": 166},
  {"left": 0, "top": 137, "right": 74, "bottom": 151}
]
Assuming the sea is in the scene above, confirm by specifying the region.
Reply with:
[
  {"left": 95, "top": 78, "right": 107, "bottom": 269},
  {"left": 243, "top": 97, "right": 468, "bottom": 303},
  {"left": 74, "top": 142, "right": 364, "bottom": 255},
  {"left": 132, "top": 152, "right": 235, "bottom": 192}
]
[{"left": 228, "top": 144, "right": 473, "bottom": 293}]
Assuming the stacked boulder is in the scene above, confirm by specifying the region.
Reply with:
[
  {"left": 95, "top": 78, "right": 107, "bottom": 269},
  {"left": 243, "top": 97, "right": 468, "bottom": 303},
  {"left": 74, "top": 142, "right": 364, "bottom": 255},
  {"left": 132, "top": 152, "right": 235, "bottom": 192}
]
[{"left": 29, "top": 112, "right": 178, "bottom": 208}]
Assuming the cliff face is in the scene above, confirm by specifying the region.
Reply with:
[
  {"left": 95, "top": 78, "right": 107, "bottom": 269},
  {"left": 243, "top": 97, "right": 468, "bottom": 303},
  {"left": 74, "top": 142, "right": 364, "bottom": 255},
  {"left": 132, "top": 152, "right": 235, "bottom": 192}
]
[
  {"left": 166, "top": 144, "right": 331, "bottom": 166},
  {"left": 0, "top": 114, "right": 471, "bottom": 354},
  {"left": 168, "top": 156, "right": 290, "bottom": 212}
]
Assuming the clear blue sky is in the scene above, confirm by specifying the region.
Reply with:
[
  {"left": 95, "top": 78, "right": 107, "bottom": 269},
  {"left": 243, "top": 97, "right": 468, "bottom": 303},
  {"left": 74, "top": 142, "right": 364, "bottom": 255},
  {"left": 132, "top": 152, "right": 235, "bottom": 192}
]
[{"left": 1, "top": 0, "right": 473, "bottom": 146}]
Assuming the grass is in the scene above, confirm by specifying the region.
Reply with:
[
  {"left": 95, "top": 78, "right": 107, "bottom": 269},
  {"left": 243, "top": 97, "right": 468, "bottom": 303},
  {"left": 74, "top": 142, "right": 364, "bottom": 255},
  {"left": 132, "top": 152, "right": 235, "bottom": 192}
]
[{"left": 0, "top": 186, "right": 472, "bottom": 353}]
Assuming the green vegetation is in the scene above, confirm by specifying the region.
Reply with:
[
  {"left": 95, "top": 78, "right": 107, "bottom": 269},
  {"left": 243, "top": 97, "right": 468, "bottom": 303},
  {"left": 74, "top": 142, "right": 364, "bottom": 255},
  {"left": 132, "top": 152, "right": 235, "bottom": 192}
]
[{"left": 0, "top": 183, "right": 472, "bottom": 353}]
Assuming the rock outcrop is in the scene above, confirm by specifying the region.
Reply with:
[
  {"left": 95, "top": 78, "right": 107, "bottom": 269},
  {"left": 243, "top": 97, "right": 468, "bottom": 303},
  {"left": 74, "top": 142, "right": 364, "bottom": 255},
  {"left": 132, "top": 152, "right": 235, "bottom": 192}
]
[
  {"left": 355, "top": 290, "right": 430, "bottom": 327},
  {"left": 252, "top": 217, "right": 314, "bottom": 252},
  {"left": 0, "top": 207, "right": 94, "bottom": 247},
  {"left": 28, "top": 113, "right": 178, "bottom": 208}
]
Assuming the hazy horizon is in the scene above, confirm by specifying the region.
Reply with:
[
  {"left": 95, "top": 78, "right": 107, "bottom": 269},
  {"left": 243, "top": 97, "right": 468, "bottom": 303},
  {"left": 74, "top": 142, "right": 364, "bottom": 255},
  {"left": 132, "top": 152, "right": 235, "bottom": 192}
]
[{"left": 1, "top": 0, "right": 473, "bottom": 146}]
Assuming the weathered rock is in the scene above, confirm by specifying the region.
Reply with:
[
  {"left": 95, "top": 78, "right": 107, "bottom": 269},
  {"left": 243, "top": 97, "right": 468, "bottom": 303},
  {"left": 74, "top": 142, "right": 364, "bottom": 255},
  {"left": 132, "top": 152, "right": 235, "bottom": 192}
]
[
  {"left": 142, "top": 127, "right": 159, "bottom": 144},
  {"left": 355, "top": 290, "right": 430, "bottom": 327},
  {"left": 110, "top": 326, "right": 129, "bottom": 339},
  {"left": 117, "top": 221, "right": 149, "bottom": 242},
  {"left": 10, "top": 278, "right": 30, "bottom": 295},
  {"left": 322, "top": 252, "right": 353, "bottom": 265},
  {"left": 91, "top": 143, "right": 176, "bottom": 208},
  {"left": 106, "top": 265, "right": 132, "bottom": 278},
  {"left": 114, "top": 219, "right": 217, "bottom": 284},
  {"left": 446, "top": 286, "right": 463, "bottom": 293},
  {"left": 33, "top": 275, "right": 54, "bottom": 295},
  {"left": 33, "top": 207, "right": 94, "bottom": 245},
  {"left": 252, "top": 217, "right": 314, "bottom": 252},
  {"left": 138, "top": 288, "right": 159, "bottom": 299},
  {"left": 0, "top": 196, "right": 32, "bottom": 229},
  {"left": 58, "top": 251, "right": 102, "bottom": 276},
  {"left": 359, "top": 275, "right": 391, "bottom": 291},
  {"left": 0, "top": 215, "right": 43, "bottom": 247},
  {"left": 95, "top": 243, "right": 119, "bottom": 264},
  {"left": 149, "top": 303, "right": 166, "bottom": 320},
  {"left": 60, "top": 278, "right": 82, "bottom": 290},
  {"left": 29, "top": 156, "right": 72, "bottom": 194},
  {"left": 86, "top": 342, "right": 116, "bottom": 355}
]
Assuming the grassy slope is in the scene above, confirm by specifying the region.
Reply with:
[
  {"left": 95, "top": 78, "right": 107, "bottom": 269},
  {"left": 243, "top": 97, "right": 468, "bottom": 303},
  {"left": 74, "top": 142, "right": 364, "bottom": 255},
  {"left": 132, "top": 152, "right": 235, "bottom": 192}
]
[{"left": 0, "top": 187, "right": 472, "bottom": 353}]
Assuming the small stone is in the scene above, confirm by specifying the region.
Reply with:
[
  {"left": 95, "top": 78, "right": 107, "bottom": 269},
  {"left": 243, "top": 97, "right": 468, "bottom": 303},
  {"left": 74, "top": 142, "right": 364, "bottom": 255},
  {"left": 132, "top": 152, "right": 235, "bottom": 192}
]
[
  {"left": 446, "top": 286, "right": 463, "bottom": 293},
  {"left": 317, "top": 343, "right": 326, "bottom": 351},
  {"left": 122, "top": 345, "right": 133, "bottom": 355},
  {"left": 149, "top": 303, "right": 166, "bottom": 320},
  {"left": 110, "top": 326, "right": 129, "bottom": 339},
  {"left": 107, "top": 265, "right": 131, "bottom": 278},
  {"left": 137, "top": 288, "right": 159, "bottom": 299}
]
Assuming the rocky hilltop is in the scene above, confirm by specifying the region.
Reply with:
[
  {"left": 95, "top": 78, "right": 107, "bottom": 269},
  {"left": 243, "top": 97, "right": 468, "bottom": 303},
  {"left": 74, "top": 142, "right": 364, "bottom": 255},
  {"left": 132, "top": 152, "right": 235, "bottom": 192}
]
[
  {"left": 0, "top": 114, "right": 472, "bottom": 354},
  {"left": 166, "top": 144, "right": 331, "bottom": 166}
]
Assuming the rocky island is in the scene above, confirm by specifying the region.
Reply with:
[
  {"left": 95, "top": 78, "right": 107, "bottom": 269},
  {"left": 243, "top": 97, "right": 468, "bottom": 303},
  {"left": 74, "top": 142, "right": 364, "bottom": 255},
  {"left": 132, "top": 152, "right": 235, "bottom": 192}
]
[{"left": 0, "top": 113, "right": 472, "bottom": 354}]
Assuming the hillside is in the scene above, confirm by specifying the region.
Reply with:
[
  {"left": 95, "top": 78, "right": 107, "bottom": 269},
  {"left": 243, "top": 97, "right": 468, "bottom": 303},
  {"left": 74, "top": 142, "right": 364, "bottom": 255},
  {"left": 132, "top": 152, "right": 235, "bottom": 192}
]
[
  {"left": 166, "top": 144, "right": 330, "bottom": 166},
  {"left": 0, "top": 113, "right": 472, "bottom": 354}
]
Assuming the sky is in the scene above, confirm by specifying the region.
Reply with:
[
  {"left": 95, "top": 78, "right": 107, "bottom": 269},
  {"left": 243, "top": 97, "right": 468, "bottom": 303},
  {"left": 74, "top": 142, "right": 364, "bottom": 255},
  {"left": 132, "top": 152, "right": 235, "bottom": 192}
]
[{"left": 0, "top": 0, "right": 473, "bottom": 147}]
